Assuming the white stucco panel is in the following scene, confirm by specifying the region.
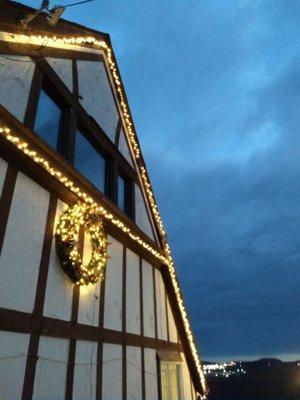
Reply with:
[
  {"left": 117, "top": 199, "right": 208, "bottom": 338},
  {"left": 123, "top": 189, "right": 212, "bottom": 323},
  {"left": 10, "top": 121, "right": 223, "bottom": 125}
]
[
  {"left": 126, "top": 248, "right": 140, "bottom": 335},
  {"left": 0, "top": 331, "right": 30, "bottom": 400},
  {"left": 102, "top": 343, "right": 122, "bottom": 400},
  {"left": 127, "top": 346, "right": 142, "bottom": 400},
  {"left": 167, "top": 297, "right": 178, "bottom": 343},
  {"left": 43, "top": 200, "right": 73, "bottom": 321},
  {"left": 73, "top": 340, "right": 97, "bottom": 400},
  {"left": 155, "top": 269, "right": 168, "bottom": 341},
  {"left": 119, "top": 128, "right": 134, "bottom": 167},
  {"left": 135, "top": 183, "right": 156, "bottom": 241},
  {"left": 78, "top": 230, "right": 101, "bottom": 326},
  {"left": 33, "top": 337, "right": 69, "bottom": 400},
  {"left": 144, "top": 348, "right": 158, "bottom": 400},
  {"left": 0, "top": 173, "right": 49, "bottom": 313},
  {"left": 0, "top": 55, "right": 34, "bottom": 121},
  {"left": 104, "top": 235, "right": 123, "bottom": 331},
  {"left": 142, "top": 259, "right": 155, "bottom": 338},
  {"left": 77, "top": 60, "right": 119, "bottom": 142},
  {"left": 46, "top": 57, "right": 73, "bottom": 91},
  {"left": 0, "top": 157, "right": 7, "bottom": 197}
]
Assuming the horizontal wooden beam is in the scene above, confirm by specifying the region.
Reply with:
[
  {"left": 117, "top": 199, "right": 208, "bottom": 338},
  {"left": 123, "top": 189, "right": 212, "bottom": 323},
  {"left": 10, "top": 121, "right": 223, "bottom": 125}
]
[
  {"left": 0, "top": 308, "right": 182, "bottom": 352},
  {"left": 0, "top": 106, "right": 163, "bottom": 267}
]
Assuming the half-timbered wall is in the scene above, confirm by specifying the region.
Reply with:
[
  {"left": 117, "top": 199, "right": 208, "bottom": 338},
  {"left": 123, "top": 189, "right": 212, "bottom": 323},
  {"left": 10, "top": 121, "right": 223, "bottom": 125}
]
[
  {"left": 0, "top": 154, "right": 193, "bottom": 399},
  {"left": 0, "top": 25, "right": 199, "bottom": 398},
  {"left": 0, "top": 52, "right": 157, "bottom": 242}
]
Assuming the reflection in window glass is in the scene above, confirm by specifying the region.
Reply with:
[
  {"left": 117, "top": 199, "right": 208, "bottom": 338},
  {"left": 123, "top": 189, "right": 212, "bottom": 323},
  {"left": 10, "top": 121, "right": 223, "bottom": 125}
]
[
  {"left": 34, "top": 89, "right": 61, "bottom": 149},
  {"left": 74, "top": 130, "right": 106, "bottom": 193},
  {"left": 118, "top": 174, "right": 126, "bottom": 212}
]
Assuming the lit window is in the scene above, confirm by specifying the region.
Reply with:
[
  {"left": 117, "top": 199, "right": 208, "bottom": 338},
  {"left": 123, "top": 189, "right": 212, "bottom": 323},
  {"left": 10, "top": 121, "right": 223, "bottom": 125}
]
[
  {"left": 34, "top": 89, "right": 62, "bottom": 149},
  {"left": 74, "top": 130, "right": 106, "bottom": 193},
  {"left": 161, "top": 363, "right": 181, "bottom": 400}
]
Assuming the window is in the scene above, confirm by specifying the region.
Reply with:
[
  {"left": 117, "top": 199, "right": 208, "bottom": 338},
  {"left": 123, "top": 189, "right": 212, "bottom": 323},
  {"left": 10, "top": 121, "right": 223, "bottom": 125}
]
[
  {"left": 34, "top": 88, "right": 62, "bottom": 149},
  {"left": 117, "top": 174, "right": 126, "bottom": 211},
  {"left": 161, "top": 363, "right": 181, "bottom": 400},
  {"left": 117, "top": 171, "right": 134, "bottom": 219},
  {"left": 74, "top": 130, "right": 106, "bottom": 193}
]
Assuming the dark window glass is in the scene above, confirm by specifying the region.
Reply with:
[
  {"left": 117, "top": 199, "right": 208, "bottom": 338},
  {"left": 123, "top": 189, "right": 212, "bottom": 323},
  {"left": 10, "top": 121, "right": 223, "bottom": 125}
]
[
  {"left": 118, "top": 174, "right": 126, "bottom": 212},
  {"left": 34, "top": 89, "right": 61, "bottom": 149},
  {"left": 74, "top": 130, "right": 106, "bottom": 193}
]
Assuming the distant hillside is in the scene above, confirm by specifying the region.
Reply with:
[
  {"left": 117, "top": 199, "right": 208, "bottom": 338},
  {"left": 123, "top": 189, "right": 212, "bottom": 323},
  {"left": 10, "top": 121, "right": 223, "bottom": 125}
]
[{"left": 206, "top": 359, "right": 300, "bottom": 400}]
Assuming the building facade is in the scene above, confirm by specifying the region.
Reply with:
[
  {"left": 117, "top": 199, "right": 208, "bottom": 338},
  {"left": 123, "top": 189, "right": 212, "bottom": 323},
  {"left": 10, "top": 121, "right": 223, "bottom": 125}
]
[{"left": 0, "top": 2, "right": 207, "bottom": 399}]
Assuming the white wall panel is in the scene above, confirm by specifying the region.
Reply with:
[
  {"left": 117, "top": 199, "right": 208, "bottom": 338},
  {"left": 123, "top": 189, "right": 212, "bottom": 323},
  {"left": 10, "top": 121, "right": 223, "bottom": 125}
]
[
  {"left": 0, "top": 157, "right": 7, "bottom": 196},
  {"left": 167, "top": 297, "right": 178, "bottom": 343},
  {"left": 104, "top": 235, "right": 123, "bottom": 331},
  {"left": 43, "top": 200, "right": 73, "bottom": 321},
  {"left": 155, "top": 269, "right": 168, "bottom": 341},
  {"left": 127, "top": 346, "right": 142, "bottom": 400},
  {"left": 77, "top": 60, "right": 119, "bottom": 142},
  {"left": 78, "top": 230, "right": 101, "bottom": 326},
  {"left": 181, "top": 352, "right": 193, "bottom": 400},
  {"left": 73, "top": 340, "right": 97, "bottom": 400},
  {"left": 0, "top": 55, "right": 34, "bottom": 121},
  {"left": 102, "top": 343, "right": 122, "bottom": 400},
  {"left": 0, "top": 331, "right": 30, "bottom": 400},
  {"left": 135, "top": 184, "right": 155, "bottom": 241},
  {"left": 126, "top": 249, "right": 140, "bottom": 334},
  {"left": 33, "top": 337, "right": 69, "bottom": 400},
  {"left": 142, "top": 260, "right": 155, "bottom": 338},
  {"left": 119, "top": 128, "right": 134, "bottom": 167},
  {"left": 0, "top": 173, "right": 49, "bottom": 312},
  {"left": 46, "top": 58, "right": 73, "bottom": 91},
  {"left": 144, "top": 348, "right": 158, "bottom": 400}
]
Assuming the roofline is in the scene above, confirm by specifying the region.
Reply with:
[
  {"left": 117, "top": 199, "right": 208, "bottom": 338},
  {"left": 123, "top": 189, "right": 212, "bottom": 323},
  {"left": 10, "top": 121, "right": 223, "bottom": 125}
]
[{"left": 0, "top": 0, "right": 110, "bottom": 41}]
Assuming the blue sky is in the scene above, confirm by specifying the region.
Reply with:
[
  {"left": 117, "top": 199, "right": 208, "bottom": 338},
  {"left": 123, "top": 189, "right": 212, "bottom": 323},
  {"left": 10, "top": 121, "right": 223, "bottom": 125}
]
[{"left": 22, "top": 0, "right": 300, "bottom": 361}]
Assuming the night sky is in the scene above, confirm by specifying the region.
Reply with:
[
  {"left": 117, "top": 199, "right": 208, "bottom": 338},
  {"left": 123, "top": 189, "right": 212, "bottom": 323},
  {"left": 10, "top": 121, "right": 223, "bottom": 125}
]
[{"left": 22, "top": 0, "right": 300, "bottom": 362}]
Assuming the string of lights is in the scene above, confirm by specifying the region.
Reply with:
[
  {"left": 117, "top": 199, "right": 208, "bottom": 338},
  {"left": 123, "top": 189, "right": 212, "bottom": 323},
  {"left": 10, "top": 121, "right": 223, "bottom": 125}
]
[{"left": 0, "top": 31, "right": 207, "bottom": 397}]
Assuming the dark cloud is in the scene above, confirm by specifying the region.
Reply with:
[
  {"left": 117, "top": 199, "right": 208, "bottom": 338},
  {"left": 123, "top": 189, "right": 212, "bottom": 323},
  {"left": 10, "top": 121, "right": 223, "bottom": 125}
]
[{"left": 23, "top": 0, "right": 300, "bottom": 360}]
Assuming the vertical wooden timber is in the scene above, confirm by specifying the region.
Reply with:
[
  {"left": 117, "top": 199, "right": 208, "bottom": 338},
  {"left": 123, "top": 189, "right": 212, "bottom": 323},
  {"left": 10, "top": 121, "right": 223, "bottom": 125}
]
[
  {"left": 153, "top": 267, "right": 162, "bottom": 399},
  {"left": 96, "top": 266, "right": 106, "bottom": 400},
  {"left": 139, "top": 257, "right": 146, "bottom": 400},
  {"left": 65, "top": 60, "right": 80, "bottom": 400},
  {"left": 165, "top": 291, "right": 170, "bottom": 342},
  {"left": 65, "top": 228, "right": 83, "bottom": 400},
  {"left": 152, "top": 267, "right": 158, "bottom": 340},
  {"left": 122, "top": 245, "right": 127, "bottom": 400},
  {"left": 21, "top": 194, "right": 57, "bottom": 400},
  {"left": 156, "top": 353, "right": 162, "bottom": 400},
  {"left": 0, "top": 164, "right": 17, "bottom": 255},
  {"left": 114, "top": 118, "right": 122, "bottom": 148},
  {"left": 24, "top": 64, "right": 43, "bottom": 130}
]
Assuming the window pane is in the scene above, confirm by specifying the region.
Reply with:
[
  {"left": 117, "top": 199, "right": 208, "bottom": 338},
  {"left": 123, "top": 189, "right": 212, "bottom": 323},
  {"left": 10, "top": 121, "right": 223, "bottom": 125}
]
[
  {"left": 34, "top": 89, "right": 61, "bottom": 149},
  {"left": 74, "top": 130, "right": 106, "bottom": 193},
  {"left": 118, "top": 175, "right": 125, "bottom": 211}
]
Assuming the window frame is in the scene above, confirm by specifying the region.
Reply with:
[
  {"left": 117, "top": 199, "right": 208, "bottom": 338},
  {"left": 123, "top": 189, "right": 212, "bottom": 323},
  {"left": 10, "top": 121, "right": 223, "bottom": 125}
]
[
  {"left": 26, "top": 60, "right": 136, "bottom": 220},
  {"left": 31, "top": 74, "right": 72, "bottom": 155},
  {"left": 117, "top": 166, "right": 135, "bottom": 220},
  {"left": 74, "top": 126, "right": 109, "bottom": 196}
]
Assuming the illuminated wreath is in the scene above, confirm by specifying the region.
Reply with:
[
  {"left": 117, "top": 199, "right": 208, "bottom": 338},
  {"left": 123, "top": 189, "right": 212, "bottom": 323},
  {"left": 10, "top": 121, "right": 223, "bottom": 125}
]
[{"left": 55, "top": 202, "right": 108, "bottom": 285}]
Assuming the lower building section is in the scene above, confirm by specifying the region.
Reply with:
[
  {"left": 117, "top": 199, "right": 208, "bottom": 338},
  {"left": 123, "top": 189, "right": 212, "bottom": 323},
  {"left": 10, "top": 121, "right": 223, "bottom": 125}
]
[
  {"left": 0, "top": 330, "right": 196, "bottom": 400},
  {"left": 0, "top": 154, "right": 198, "bottom": 399}
]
